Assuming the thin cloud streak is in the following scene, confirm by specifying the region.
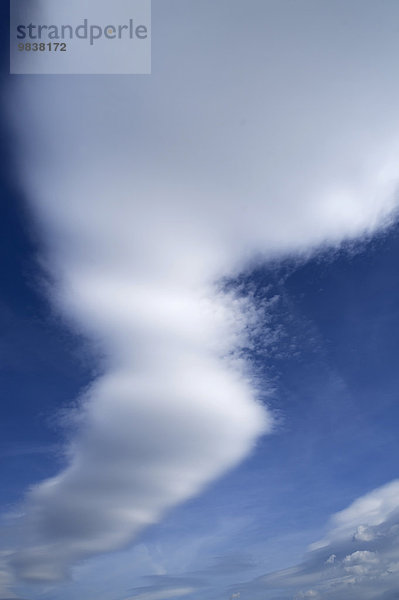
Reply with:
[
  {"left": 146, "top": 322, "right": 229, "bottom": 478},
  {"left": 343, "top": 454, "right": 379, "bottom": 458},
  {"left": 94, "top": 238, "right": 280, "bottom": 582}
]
[{"left": 124, "top": 587, "right": 195, "bottom": 600}]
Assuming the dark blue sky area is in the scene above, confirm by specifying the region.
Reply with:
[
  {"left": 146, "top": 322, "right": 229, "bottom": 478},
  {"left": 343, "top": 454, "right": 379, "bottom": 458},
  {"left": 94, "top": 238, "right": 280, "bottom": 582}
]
[
  {"left": 271, "top": 232, "right": 399, "bottom": 501},
  {"left": 0, "top": 125, "right": 92, "bottom": 508}
]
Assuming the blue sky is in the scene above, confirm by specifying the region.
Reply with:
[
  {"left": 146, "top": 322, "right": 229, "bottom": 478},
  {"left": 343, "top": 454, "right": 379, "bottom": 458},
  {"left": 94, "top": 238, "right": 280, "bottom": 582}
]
[{"left": 2, "top": 2, "right": 399, "bottom": 599}]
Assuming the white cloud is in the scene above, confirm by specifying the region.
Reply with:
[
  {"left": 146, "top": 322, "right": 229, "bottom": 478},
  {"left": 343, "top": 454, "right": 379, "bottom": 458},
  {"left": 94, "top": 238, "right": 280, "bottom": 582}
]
[
  {"left": 343, "top": 551, "right": 379, "bottom": 576},
  {"left": 5, "top": 0, "right": 399, "bottom": 585},
  {"left": 311, "top": 480, "right": 399, "bottom": 550},
  {"left": 238, "top": 479, "right": 399, "bottom": 599},
  {"left": 354, "top": 525, "right": 376, "bottom": 543},
  {"left": 124, "top": 587, "right": 194, "bottom": 600},
  {"left": 9, "top": 286, "right": 268, "bottom": 581}
]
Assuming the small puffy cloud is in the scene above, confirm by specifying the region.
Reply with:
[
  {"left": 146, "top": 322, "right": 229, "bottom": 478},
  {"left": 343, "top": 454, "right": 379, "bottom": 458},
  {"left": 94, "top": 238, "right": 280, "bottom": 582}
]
[
  {"left": 343, "top": 551, "right": 379, "bottom": 576},
  {"left": 343, "top": 550, "right": 379, "bottom": 565},
  {"left": 353, "top": 525, "right": 376, "bottom": 543}
]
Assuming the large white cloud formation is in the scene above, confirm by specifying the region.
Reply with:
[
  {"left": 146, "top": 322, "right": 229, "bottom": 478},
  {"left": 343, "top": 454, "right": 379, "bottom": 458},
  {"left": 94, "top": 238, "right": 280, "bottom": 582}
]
[{"left": 5, "top": 0, "right": 399, "bottom": 584}]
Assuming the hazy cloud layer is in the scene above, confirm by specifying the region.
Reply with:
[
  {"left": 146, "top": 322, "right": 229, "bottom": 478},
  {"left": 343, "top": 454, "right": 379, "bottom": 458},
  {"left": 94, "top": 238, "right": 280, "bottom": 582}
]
[{"left": 5, "top": 0, "right": 399, "bottom": 583}]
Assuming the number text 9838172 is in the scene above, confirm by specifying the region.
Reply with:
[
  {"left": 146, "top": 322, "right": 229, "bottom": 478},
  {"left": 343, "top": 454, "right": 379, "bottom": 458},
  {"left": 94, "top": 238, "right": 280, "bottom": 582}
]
[{"left": 18, "top": 43, "right": 67, "bottom": 52}]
